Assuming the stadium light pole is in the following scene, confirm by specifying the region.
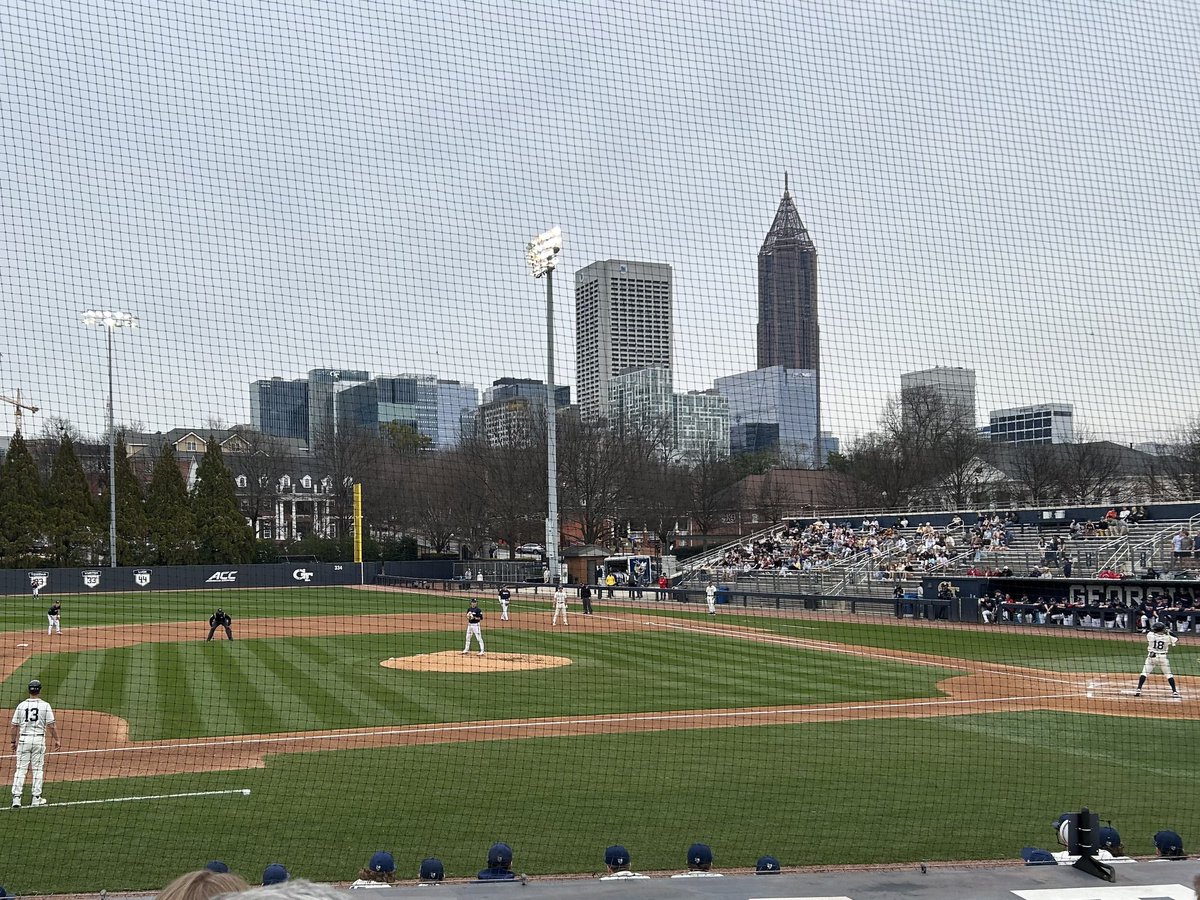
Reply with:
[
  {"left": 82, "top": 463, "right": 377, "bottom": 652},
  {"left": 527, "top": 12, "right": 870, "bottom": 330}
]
[
  {"left": 525, "top": 226, "right": 563, "bottom": 586},
  {"left": 81, "top": 310, "right": 139, "bottom": 567}
]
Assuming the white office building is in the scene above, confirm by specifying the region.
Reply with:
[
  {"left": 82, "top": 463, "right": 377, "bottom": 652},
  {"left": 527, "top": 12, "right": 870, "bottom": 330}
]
[
  {"left": 988, "top": 403, "right": 1074, "bottom": 445},
  {"left": 575, "top": 260, "right": 672, "bottom": 423},
  {"left": 715, "top": 367, "right": 820, "bottom": 467},
  {"left": 900, "top": 367, "right": 976, "bottom": 428}
]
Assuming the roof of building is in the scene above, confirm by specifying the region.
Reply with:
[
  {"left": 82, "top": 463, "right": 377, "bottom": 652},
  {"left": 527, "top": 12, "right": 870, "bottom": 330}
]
[{"left": 760, "top": 173, "right": 816, "bottom": 254}]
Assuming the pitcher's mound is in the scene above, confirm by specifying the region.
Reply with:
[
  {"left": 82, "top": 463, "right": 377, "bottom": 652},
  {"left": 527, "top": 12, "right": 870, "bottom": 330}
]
[{"left": 381, "top": 651, "right": 573, "bottom": 673}]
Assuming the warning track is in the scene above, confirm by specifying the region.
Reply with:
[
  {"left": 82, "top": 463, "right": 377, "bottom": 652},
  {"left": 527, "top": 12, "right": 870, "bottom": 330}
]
[{"left": 1, "top": 608, "right": 1193, "bottom": 784}]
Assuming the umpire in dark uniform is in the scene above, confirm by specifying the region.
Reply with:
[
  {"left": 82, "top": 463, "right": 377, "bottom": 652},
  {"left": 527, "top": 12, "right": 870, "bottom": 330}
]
[{"left": 206, "top": 607, "right": 233, "bottom": 641}]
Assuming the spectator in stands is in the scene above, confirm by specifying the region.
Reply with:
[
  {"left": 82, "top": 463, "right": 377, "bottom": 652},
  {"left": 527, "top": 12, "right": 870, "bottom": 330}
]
[
  {"left": 158, "top": 870, "right": 249, "bottom": 900},
  {"left": 1173, "top": 529, "right": 1189, "bottom": 563},
  {"left": 671, "top": 843, "right": 722, "bottom": 878},
  {"left": 477, "top": 842, "right": 517, "bottom": 881},
  {"left": 262, "top": 865, "right": 289, "bottom": 887},
  {"left": 418, "top": 858, "right": 445, "bottom": 883},
  {"left": 1062, "top": 556, "right": 1073, "bottom": 578},
  {"left": 1152, "top": 830, "right": 1185, "bottom": 859},
  {"left": 349, "top": 851, "right": 396, "bottom": 889},
  {"left": 600, "top": 845, "right": 648, "bottom": 880}
]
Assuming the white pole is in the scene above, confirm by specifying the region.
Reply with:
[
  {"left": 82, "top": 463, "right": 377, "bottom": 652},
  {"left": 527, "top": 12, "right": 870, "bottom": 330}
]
[
  {"left": 545, "top": 268, "right": 560, "bottom": 586},
  {"left": 107, "top": 327, "right": 117, "bottom": 567}
]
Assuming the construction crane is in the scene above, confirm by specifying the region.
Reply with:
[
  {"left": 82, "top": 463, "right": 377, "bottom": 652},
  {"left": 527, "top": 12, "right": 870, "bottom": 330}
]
[{"left": 0, "top": 388, "right": 39, "bottom": 434}]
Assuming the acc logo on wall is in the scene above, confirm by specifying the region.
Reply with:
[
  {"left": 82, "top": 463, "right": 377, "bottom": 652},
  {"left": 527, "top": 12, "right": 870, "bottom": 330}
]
[
  {"left": 134, "top": 569, "right": 152, "bottom": 587},
  {"left": 206, "top": 571, "right": 238, "bottom": 583},
  {"left": 292, "top": 568, "right": 315, "bottom": 582},
  {"left": 28, "top": 572, "right": 49, "bottom": 591},
  {"left": 82, "top": 570, "right": 102, "bottom": 589}
]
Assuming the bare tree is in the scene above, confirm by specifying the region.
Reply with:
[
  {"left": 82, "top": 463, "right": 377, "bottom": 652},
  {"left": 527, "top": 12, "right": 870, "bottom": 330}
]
[
  {"left": 227, "top": 431, "right": 293, "bottom": 536},
  {"left": 1160, "top": 418, "right": 1200, "bottom": 499},
  {"left": 557, "top": 416, "right": 647, "bottom": 546},
  {"left": 1054, "top": 436, "right": 1126, "bottom": 503},
  {"left": 685, "top": 450, "right": 738, "bottom": 548},
  {"left": 309, "top": 424, "right": 383, "bottom": 537},
  {"left": 1002, "top": 442, "right": 1063, "bottom": 504},
  {"left": 626, "top": 457, "right": 689, "bottom": 553}
]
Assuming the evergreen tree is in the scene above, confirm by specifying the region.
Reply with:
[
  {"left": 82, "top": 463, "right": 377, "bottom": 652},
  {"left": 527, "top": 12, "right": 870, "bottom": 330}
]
[
  {"left": 0, "top": 431, "right": 45, "bottom": 567},
  {"left": 192, "top": 437, "right": 254, "bottom": 564},
  {"left": 145, "top": 442, "right": 197, "bottom": 564},
  {"left": 99, "top": 434, "right": 149, "bottom": 565},
  {"left": 46, "top": 437, "right": 100, "bottom": 565}
]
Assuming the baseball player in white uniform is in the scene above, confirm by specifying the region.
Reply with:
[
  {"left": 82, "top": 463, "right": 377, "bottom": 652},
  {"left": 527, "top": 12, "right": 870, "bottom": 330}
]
[
  {"left": 552, "top": 585, "right": 568, "bottom": 625},
  {"left": 11, "top": 679, "right": 61, "bottom": 808},
  {"left": 1136, "top": 622, "right": 1180, "bottom": 697},
  {"left": 705, "top": 583, "right": 718, "bottom": 615}
]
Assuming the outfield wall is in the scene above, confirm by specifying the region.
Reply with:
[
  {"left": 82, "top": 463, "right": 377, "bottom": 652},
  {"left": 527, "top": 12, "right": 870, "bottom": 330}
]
[{"left": 1, "top": 562, "right": 379, "bottom": 595}]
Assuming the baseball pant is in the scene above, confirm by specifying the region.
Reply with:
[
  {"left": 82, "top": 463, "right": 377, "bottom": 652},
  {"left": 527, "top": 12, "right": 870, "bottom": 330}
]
[
  {"left": 706, "top": 600, "right": 716, "bottom": 614},
  {"left": 207, "top": 625, "right": 233, "bottom": 641},
  {"left": 12, "top": 739, "right": 46, "bottom": 801},
  {"left": 47, "top": 615, "right": 60, "bottom": 634},
  {"left": 553, "top": 603, "right": 568, "bottom": 625},
  {"left": 464, "top": 623, "right": 484, "bottom": 653},
  {"left": 1141, "top": 655, "right": 1173, "bottom": 678},
  {"left": 499, "top": 602, "right": 509, "bottom": 620}
]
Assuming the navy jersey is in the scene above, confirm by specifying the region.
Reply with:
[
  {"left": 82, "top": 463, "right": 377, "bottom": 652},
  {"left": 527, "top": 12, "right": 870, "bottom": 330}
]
[
  {"left": 467, "top": 604, "right": 484, "bottom": 624},
  {"left": 48, "top": 604, "right": 61, "bottom": 617},
  {"left": 498, "top": 588, "right": 510, "bottom": 601}
]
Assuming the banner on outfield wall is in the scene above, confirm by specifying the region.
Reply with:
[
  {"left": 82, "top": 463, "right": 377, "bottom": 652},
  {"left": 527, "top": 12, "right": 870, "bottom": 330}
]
[{"left": 1, "top": 562, "right": 377, "bottom": 596}]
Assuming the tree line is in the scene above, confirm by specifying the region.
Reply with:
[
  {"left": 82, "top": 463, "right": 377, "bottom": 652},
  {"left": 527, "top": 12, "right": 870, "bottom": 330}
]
[{"left": 0, "top": 430, "right": 253, "bottom": 568}]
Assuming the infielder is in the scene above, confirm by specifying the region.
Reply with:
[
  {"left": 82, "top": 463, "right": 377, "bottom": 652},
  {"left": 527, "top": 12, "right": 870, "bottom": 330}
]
[
  {"left": 11, "top": 679, "right": 61, "bottom": 808},
  {"left": 497, "top": 585, "right": 511, "bottom": 621},
  {"left": 552, "top": 584, "right": 568, "bottom": 625},
  {"left": 463, "top": 598, "right": 485, "bottom": 655},
  {"left": 705, "top": 582, "right": 718, "bottom": 615},
  {"left": 1136, "top": 622, "right": 1180, "bottom": 697},
  {"left": 47, "top": 602, "right": 62, "bottom": 635}
]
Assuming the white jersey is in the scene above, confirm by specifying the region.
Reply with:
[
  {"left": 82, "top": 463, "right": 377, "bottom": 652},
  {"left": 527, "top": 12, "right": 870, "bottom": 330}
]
[
  {"left": 1146, "top": 631, "right": 1178, "bottom": 656},
  {"left": 11, "top": 698, "right": 55, "bottom": 740},
  {"left": 554, "top": 590, "right": 567, "bottom": 607}
]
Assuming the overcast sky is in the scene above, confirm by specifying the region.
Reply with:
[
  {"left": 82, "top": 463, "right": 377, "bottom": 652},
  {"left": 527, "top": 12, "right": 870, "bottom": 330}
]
[{"left": 3, "top": 0, "right": 1198, "bottom": 445}]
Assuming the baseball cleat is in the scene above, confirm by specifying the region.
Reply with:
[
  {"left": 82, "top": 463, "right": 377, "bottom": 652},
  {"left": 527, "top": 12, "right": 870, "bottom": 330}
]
[
  {"left": 31, "top": 797, "right": 46, "bottom": 807},
  {"left": 1134, "top": 690, "right": 1141, "bottom": 696},
  {"left": 11, "top": 800, "right": 20, "bottom": 808}
]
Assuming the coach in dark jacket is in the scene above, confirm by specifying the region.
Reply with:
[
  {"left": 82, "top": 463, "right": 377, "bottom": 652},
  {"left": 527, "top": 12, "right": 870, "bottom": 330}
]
[{"left": 206, "top": 608, "right": 233, "bottom": 641}]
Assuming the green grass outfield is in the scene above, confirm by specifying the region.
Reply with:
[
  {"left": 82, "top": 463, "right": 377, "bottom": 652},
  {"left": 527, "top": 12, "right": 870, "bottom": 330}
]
[
  {"left": 9, "top": 631, "right": 957, "bottom": 739},
  {"left": 2, "top": 713, "right": 1197, "bottom": 894},
  {"left": 2, "top": 589, "right": 1197, "bottom": 892}
]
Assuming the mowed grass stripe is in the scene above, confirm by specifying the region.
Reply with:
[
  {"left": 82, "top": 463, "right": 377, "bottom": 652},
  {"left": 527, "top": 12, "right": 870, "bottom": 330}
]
[
  {"left": 3, "top": 711, "right": 1197, "bottom": 894},
  {"left": 4, "top": 631, "right": 957, "bottom": 739}
]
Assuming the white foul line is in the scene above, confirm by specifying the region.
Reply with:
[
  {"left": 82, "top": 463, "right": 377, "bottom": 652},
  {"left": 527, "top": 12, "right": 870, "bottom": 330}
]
[{"left": 14, "top": 788, "right": 251, "bottom": 809}]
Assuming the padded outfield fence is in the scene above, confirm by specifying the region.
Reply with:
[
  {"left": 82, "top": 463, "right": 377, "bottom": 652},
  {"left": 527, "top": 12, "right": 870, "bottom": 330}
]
[{"left": 4, "top": 0, "right": 1200, "bottom": 894}]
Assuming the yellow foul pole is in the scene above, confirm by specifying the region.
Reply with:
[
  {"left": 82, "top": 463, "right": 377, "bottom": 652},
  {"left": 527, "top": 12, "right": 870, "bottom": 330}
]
[{"left": 353, "top": 482, "right": 363, "bottom": 564}]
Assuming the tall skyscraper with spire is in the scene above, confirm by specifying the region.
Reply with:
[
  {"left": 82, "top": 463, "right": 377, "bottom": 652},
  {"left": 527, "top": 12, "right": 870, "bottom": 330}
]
[{"left": 758, "top": 173, "right": 819, "bottom": 371}]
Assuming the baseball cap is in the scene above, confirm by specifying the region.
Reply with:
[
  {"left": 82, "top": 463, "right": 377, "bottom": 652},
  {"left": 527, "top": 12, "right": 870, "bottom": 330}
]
[
  {"left": 1097, "top": 826, "right": 1122, "bottom": 850},
  {"left": 487, "top": 842, "right": 513, "bottom": 867},
  {"left": 205, "top": 861, "right": 230, "bottom": 873},
  {"left": 687, "top": 843, "right": 713, "bottom": 867},
  {"left": 755, "top": 855, "right": 781, "bottom": 874},
  {"left": 1153, "top": 830, "right": 1184, "bottom": 857},
  {"left": 1021, "top": 847, "right": 1056, "bottom": 865},
  {"left": 419, "top": 858, "right": 445, "bottom": 881},
  {"left": 368, "top": 851, "right": 395, "bottom": 873},
  {"left": 604, "top": 845, "right": 630, "bottom": 868},
  {"left": 262, "top": 863, "right": 289, "bottom": 885},
  {"left": 28, "top": 679, "right": 41, "bottom": 693}
]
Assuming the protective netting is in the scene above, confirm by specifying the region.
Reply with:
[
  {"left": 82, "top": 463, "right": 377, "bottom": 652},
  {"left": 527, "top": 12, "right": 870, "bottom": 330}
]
[{"left": 2, "top": 0, "right": 1198, "bottom": 893}]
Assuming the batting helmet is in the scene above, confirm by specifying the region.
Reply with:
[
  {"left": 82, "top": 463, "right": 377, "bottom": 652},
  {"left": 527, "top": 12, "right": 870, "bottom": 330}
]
[
  {"left": 28, "top": 679, "right": 41, "bottom": 694},
  {"left": 1152, "top": 622, "right": 1167, "bottom": 632}
]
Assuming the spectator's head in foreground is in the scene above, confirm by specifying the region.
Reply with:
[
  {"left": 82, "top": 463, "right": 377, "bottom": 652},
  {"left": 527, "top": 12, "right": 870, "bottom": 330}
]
[
  {"left": 229, "top": 879, "right": 348, "bottom": 900},
  {"left": 205, "top": 862, "right": 231, "bottom": 874},
  {"left": 477, "top": 842, "right": 516, "bottom": 881},
  {"left": 1097, "top": 826, "right": 1124, "bottom": 854},
  {"left": 262, "top": 864, "right": 290, "bottom": 887},
  {"left": 1154, "top": 830, "right": 1185, "bottom": 859},
  {"left": 686, "top": 843, "right": 713, "bottom": 871},
  {"left": 158, "top": 869, "right": 249, "bottom": 900}
]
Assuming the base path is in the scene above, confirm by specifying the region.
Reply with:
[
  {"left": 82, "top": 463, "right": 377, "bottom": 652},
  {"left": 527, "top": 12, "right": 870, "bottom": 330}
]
[{"left": 1, "top": 608, "right": 1193, "bottom": 785}]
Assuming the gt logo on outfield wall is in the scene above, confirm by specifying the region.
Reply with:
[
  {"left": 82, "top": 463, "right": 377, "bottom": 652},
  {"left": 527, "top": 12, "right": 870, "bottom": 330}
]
[{"left": 292, "top": 568, "right": 314, "bottom": 582}]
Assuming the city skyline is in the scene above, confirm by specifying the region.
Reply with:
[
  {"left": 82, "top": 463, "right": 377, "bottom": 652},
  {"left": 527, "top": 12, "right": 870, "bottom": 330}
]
[{"left": 4, "top": 0, "right": 1198, "bottom": 447}]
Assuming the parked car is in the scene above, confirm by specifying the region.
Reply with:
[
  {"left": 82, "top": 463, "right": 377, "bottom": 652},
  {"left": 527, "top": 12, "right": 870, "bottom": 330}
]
[{"left": 515, "top": 543, "right": 545, "bottom": 556}]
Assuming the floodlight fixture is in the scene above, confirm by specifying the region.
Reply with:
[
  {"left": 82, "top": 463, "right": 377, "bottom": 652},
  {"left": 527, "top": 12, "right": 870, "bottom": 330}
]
[{"left": 525, "top": 226, "right": 563, "bottom": 278}]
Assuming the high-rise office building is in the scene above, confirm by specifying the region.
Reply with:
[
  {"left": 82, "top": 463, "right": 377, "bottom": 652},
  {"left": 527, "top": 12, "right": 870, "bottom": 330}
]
[
  {"left": 758, "top": 175, "right": 819, "bottom": 372},
  {"left": 609, "top": 366, "right": 675, "bottom": 442},
  {"left": 337, "top": 374, "right": 477, "bottom": 450},
  {"left": 306, "top": 369, "right": 371, "bottom": 444},
  {"left": 900, "top": 367, "right": 976, "bottom": 428},
  {"left": 575, "top": 260, "right": 672, "bottom": 423},
  {"left": 673, "top": 390, "right": 730, "bottom": 461},
  {"left": 715, "top": 366, "right": 820, "bottom": 467},
  {"left": 250, "top": 377, "right": 309, "bottom": 441},
  {"left": 435, "top": 380, "right": 479, "bottom": 450}
]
